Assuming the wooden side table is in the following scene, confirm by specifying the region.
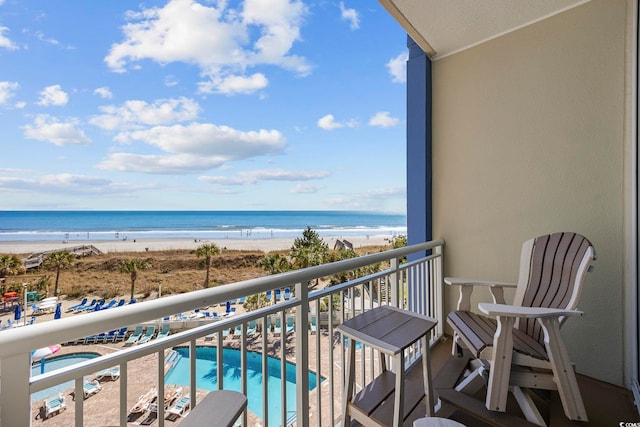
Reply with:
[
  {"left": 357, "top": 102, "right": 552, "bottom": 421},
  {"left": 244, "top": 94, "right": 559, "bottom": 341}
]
[
  {"left": 179, "top": 390, "right": 247, "bottom": 427},
  {"left": 337, "top": 305, "right": 438, "bottom": 427}
]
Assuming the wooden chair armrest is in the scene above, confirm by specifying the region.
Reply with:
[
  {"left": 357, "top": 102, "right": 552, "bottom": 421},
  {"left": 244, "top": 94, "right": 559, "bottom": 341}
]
[
  {"left": 478, "top": 303, "right": 584, "bottom": 318},
  {"left": 444, "top": 277, "right": 517, "bottom": 288},
  {"left": 445, "top": 278, "right": 516, "bottom": 311}
]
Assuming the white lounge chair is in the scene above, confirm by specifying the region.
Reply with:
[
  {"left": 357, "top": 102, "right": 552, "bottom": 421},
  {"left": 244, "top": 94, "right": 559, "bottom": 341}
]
[
  {"left": 155, "top": 323, "right": 171, "bottom": 340},
  {"left": 310, "top": 315, "right": 317, "bottom": 334},
  {"left": 285, "top": 317, "right": 295, "bottom": 334},
  {"left": 124, "top": 325, "right": 144, "bottom": 345},
  {"left": 137, "top": 325, "right": 156, "bottom": 344},
  {"left": 83, "top": 380, "right": 102, "bottom": 399},
  {"left": 43, "top": 393, "right": 66, "bottom": 419},
  {"left": 167, "top": 394, "right": 190, "bottom": 418},
  {"left": 231, "top": 324, "right": 242, "bottom": 339},
  {"left": 130, "top": 387, "right": 157, "bottom": 414},
  {"left": 149, "top": 387, "right": 182, "bottom": 413},
  {"left": 96, "top": 366, "right": 120, "bottom": 381},
  {"left": 246, "top": 320, "right": 257, "bottom": 337},
  {"left": 273, "top": 317, "right": 282, "bottom": 337}
]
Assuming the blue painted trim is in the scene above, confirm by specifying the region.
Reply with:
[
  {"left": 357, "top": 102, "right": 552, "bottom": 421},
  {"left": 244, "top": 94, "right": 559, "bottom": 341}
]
[{"left": 406, "top": 36, "right": 432, "bottom": 258}]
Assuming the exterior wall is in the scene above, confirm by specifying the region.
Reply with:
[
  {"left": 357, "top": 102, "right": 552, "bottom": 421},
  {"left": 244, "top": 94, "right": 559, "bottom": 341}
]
[
  {"left": 406, "top": 37, "right": 432, "bottom": 252},
  {"left": 431, "top": 0, "right": 628, "bottom": 385}
]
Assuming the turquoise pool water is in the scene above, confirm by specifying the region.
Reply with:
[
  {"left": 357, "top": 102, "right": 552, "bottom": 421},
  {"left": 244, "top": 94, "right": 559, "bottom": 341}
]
[
  {"left": 31, "top": 352, "right": 99, "bottom": 402},
  {"left": 165, "top": 347, "right": 321, "bottom": 427}
]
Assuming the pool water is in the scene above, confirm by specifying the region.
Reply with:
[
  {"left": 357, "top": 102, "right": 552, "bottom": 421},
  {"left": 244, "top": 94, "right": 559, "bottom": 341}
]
[
  {"left": 343, "top": 336, "right": 365, "bottom": 350},
  {"left": 31, "top": 352, "right": 99, "bottom": 402},
  {"left": 165, "top": 347, "right": 321, "bottom": 427}
]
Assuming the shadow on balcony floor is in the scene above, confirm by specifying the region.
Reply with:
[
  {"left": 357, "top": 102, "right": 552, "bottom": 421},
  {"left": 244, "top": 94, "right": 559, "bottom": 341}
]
[{"left": 430, "top": 337, "right": 639, "bottom": 426}]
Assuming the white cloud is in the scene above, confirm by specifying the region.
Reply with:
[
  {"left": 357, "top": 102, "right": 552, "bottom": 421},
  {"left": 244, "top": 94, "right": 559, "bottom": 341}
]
[
  {"left": 97, "top": 123, "right": 286, "bottom": 174},
  {"left": 198, "top": 73, "right": 268, "bottom": 95},
  {"left": 164, "top": 75, "right": 179, "bottom": 87},
  {"left": 97, "top": 153, "right": 225, "bottom": 174},
  {"left": 105, "top": 0, "right": 310, "bottom": 95},
  {"left": 339, "top": 2, "right": 359, "bottom": 30},
  {"left": 0, "top": 27, "right": 18, "bottom": 50},
  {"left": 0, "top": 173, "right": 148, "bottom": 195},
  {"left": 34, "top": 31, "right": 74, "bottom": 50},
  {"left": 199, "top": 169, "right": 330, "bottom": 185},
  {"left": 386, "top": 52, "right": 408, "bottom": 83},
  {"left": 23, "top": 115, "right": 91, "bottom": 146},
  {"left": 326, "top": 187, "right": 405, "bottom": 209},
  {"left": 121, "top": 123, "right": 285, "bottom": 157},
  {"left": 37, "top": 85, "right": 69, "bottom": 106},
  {"left": 291, "top": 183, "right": 323, "bottom": 193},
  {"left": 317, "top": 114, "right": 358, "bottom": 130},
  {"left": 90, "top": 97, "right": 199, "bottom": 131},
  {"left": 0, "top": 81, "right": 19, "bottom": 105},
  {"left": 369, "top": 111, "right": 399, "bottom": 128},
  {"left": 94, "top": 87, "right": 113, "bottom": 99}
]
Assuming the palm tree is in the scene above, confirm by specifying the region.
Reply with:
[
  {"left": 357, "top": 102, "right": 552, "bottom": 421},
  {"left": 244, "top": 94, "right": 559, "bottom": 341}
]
[
  {"left": 0, "top": 255, "right": 24, "bottom": 277},
  {"left": 195, "top": 243, "right": 220, "bottom": 288},
  {"left": 43, "top": 251, "right": 74, "bottom": 296},
  {"left": 119, "top": 259, "right": 150, "bottom": 300},
  {"left": 258, "top": 253, "right": 291, "bottom": 275}
]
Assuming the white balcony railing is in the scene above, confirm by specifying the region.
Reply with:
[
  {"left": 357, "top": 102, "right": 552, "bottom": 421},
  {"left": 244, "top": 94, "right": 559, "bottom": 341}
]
[{"left": 0, "top": 240, "right": 444, "bottom": 427}]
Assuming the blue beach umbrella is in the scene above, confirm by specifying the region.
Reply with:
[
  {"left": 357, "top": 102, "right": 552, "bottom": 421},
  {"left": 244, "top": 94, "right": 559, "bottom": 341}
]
[
  {"left": 225, "top": 300, "right": 231, "bottom": 313},
  {"left": 14, "top": 303, "right": 21, "bottom": 321},
  {"left": 54, "top": 303, "right": 62, "bottom": 320}
]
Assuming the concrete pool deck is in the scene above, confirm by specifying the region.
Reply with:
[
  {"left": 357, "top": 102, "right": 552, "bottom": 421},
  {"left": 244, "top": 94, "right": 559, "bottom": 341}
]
[{"left": 20, "top": 326, "right": 340, "bottom": 427}]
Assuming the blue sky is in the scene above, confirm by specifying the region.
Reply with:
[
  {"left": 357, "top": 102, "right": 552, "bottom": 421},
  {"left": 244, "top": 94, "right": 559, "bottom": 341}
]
[{"left": 0, "top": 0, "right": 408, "bottom": 212}]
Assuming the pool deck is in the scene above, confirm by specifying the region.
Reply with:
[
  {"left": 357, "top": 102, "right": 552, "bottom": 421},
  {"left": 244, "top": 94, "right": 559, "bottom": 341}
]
[{"left": 24, "top": 328, "right": 338, "bottom": 427}]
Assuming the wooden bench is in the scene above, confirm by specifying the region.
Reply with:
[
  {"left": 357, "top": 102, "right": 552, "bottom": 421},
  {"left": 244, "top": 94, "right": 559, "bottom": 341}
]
[{"left": 179, "top": 390, "right": 247, "bottom": 427}]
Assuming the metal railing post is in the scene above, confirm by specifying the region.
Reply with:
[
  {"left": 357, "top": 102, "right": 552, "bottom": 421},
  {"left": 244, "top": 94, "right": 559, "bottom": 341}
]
[
  {"left": 434, "top": 244, "right": 445, "bottom": 338},
  {"left": 119, "top": 362, "right": 127, "bottom": 427},
  {"left": 295, "top": 280, "right": 310, "bottom": 427},
  {"left": 390, "top": 257, "right": 400, "bottom": 307},
  {"left": 1, "top": 352, "right": 31, "bottom": 427}
]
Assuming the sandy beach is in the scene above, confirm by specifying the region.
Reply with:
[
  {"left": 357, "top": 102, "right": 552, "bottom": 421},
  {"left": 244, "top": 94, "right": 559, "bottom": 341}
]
[{"left": 0, "top": 234, "right": 392, "bottom": 255}]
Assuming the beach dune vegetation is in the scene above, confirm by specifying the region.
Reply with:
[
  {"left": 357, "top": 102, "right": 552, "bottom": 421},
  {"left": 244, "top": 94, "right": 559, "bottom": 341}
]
[
  {"left": 0, "top": 254, "right": 25, "bottom": 278},
  {"left": 119, "top": 259, "right": 150, "bottom": 300},
  {"left": 290, "top": 227, "right": 330, "bottom": 269},
  {"left": 195, "top": 243, "right": 220, "bottom": 288},
  {"left": 258, "top": 253, "right": 291, "bottom": 275},
  {"left": 43, "top": 251, "right": 74, "bottom": 296},
  {"left": 243, "top": 293, "right": 271, "bottom": 311},
  {"left": 390, "top": 234, "right": 407, "bottom": 249}
]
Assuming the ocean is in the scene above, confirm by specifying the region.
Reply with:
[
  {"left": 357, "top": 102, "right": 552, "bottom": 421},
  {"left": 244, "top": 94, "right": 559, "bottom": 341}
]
[{"left": 0, "top": 211, "right": 406, "bottom": 243}]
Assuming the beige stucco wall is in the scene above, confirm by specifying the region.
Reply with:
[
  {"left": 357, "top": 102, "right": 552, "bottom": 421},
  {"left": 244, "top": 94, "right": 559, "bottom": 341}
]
[{"left": 432, "top": 0, "right": 628, "bottom": 385}]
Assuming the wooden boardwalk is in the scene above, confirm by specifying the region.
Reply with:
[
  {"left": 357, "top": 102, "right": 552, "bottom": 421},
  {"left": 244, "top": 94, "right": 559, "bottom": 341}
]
[{"left": 23, "top": 245, "right": 103, "bottom": 269}]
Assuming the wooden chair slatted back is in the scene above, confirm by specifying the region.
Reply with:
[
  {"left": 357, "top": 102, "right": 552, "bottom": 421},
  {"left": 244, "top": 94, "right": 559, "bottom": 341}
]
[{"left": 517, "top": 232, "right": 593, "bottom": 344}]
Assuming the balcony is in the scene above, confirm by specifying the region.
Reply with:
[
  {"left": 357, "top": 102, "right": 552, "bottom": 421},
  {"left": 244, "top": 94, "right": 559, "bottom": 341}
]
[{"left": 0, "top": 240, "right": 636, "bottom": 426}]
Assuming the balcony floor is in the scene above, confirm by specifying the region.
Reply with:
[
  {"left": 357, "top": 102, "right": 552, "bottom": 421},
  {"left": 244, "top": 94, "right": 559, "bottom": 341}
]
[{"left": 430, "top": 337, "right": 639, "bottom": 426}]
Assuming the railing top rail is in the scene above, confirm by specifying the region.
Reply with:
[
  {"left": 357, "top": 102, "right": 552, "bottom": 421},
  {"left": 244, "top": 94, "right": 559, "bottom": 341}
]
[{"left": 0, "top": 240, "right": 443, "bottom": 358}]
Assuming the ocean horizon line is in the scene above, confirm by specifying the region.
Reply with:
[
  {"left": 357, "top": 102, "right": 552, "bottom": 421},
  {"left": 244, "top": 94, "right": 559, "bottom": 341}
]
[{"left": 0, "top": 210, "right": 406, "bottom": 243}]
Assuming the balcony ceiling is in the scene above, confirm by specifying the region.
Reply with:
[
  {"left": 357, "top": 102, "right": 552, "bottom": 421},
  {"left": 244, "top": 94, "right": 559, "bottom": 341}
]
[{"left": 378, "top": 0, "right": 590, "bottom": 59}]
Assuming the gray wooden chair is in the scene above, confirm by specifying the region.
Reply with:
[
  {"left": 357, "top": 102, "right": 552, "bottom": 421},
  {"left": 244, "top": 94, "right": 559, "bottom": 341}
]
[{"left": 445, "top": 232, "right": 595, "bottom": 426}]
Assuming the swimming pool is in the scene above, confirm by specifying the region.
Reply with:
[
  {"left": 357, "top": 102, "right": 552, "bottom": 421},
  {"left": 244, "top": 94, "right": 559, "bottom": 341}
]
[
  {"left": 31, "top": 352, "right": 99, "bottom": 402},
  {"left": 165, "top": 346, "right": 321, "bottom": 427}
]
